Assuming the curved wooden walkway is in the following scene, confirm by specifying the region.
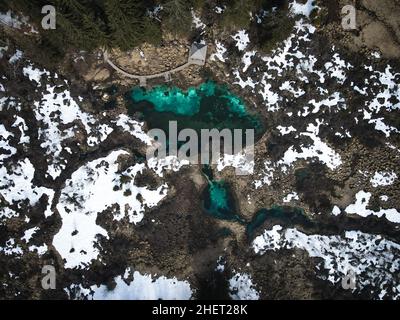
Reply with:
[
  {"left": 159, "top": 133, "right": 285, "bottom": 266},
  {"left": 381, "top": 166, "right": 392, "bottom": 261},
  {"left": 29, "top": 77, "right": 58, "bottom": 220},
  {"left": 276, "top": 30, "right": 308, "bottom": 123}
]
[{"left": 103, "top": 50, "right": 196, "bottom": 87}]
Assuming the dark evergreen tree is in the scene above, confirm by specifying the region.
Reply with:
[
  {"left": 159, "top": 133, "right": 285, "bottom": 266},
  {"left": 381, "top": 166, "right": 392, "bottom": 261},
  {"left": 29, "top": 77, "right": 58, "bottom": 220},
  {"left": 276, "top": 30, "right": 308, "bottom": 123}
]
[
  {"left": 3, "top": 0, "right": 159, "bottom": 56},
  {"left": 103, "top": 0, "right": 147, "bottom": 50},
  {"left": 2, "top": 0, "right": 292, "bottom": 58},
  {"left": 162, "top": 0, "right": 193, "bottom": 36}
]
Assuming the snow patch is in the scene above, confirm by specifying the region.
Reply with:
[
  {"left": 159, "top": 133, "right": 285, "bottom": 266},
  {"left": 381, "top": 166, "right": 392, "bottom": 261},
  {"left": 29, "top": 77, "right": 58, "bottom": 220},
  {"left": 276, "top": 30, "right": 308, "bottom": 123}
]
[
  {"left": 253, "top": 226, "right": 400, "bottom": 299},
  {"left": 229, "top": 273, "right": 260, "bottom": 300}
]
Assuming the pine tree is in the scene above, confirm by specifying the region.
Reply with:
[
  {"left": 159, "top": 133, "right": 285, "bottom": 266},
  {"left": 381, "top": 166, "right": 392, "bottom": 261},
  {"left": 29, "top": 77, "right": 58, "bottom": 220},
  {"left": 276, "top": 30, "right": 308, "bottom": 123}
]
[
  {"left": 221, "top": 0, "right": 258, "bottom": 30},
  {"left": 103, "top": 0, "right": 148, "bottom": 50},
  {"left": 141, "top": 16, "right": 162, "bottom": 46},
  {"left": 162, "top": 0, "right": 193, "bottom": 37},
  {"left": 2, "top": 0, "right": 182, "bottom": 57}
]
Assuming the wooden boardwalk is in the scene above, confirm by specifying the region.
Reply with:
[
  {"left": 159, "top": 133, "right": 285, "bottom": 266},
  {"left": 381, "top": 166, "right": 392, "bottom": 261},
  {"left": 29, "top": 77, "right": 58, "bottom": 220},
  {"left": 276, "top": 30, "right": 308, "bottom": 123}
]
[{"left": 103, "top": 44, "right": 206, "bottom": 87}]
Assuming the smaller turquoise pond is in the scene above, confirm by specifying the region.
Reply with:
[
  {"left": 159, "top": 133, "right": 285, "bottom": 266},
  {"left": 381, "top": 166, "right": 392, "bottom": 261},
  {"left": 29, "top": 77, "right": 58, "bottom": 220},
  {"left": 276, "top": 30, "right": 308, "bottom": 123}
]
[
  {"left": 199, "top": 166, "right": 314, "bottom": 236},
  {"left": 246, "top": 206, "right": 314, "bottom": 238},
  {"left": 201, "top": 166, "right": 312, "bottom": 236},
  {"left": 201, "top": 166, "right": 245, "bottom": 223}
]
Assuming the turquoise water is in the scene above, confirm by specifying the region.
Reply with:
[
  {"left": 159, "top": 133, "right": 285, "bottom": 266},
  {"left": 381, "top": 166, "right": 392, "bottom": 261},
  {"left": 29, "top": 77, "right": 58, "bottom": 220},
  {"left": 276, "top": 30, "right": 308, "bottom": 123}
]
[
  {"left": 246, "top": 206, "right": 314, "bottom": 238},
  {"left": 203, "top": 180, "right": 242, "bottom": 221},
  {"left": 200, "top": 166, "right": 311, "bottom": 232},
  {"left": 201, "top": 166, "right": 245, "bottom": 222},
  {"left": 202, "top": 180, "right": 311, "bottom": 234},
  {"left": 127, "top": 81, "right": 264, "bottom": 137},
  {"left": 131, "top": 85, "right": 203, "bottom": 116}
]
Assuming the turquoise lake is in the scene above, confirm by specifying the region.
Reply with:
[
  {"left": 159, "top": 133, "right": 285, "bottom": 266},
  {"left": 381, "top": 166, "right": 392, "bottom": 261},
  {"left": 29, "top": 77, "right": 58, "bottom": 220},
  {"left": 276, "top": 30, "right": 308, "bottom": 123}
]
[{"left": 127, "top": 81, "right": 264, "bottom": 139}]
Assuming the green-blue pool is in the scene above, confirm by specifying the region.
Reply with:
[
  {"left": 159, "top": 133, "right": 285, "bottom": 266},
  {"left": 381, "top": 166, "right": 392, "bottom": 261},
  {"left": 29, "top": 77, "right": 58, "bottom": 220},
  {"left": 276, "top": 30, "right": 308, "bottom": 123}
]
[{"left": 127, "top": 81, "right": 264, "bottom": 138}]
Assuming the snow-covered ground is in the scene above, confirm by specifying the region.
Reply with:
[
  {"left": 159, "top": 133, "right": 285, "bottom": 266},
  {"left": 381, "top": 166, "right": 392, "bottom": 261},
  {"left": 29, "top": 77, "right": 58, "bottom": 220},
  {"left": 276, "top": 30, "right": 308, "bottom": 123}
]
[
  {"left": 344, "top": 191, "right": 400, "bottom": 223},
  {"left": 53, "top": 150, "right": 168, "bottom": 268},
  {"left": 66, "top": 268, "right": 193, "bottom": 300},
  {"left": 253, "top": 226, "right": 400, "bottom": 299},
  {"left": 229, "top": 272, "right": 260, "bottom": 300}
]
